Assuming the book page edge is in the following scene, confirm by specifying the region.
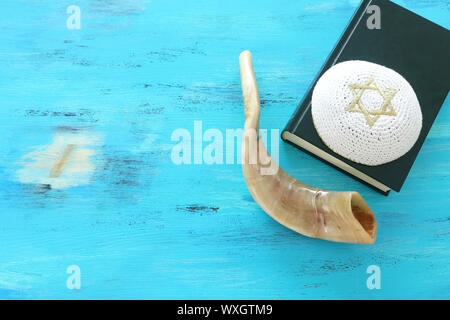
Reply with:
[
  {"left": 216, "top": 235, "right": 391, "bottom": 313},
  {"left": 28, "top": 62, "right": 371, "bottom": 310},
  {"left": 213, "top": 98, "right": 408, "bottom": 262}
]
[{"left": 281, "top": 131, "right": 391, "bottom": 193}]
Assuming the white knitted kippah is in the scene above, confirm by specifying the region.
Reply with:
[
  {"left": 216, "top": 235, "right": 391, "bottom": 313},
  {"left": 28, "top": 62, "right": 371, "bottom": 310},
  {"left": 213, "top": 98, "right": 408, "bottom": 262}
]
[{"left": 311, "top": 60, "right": 422, "bottom": 166}]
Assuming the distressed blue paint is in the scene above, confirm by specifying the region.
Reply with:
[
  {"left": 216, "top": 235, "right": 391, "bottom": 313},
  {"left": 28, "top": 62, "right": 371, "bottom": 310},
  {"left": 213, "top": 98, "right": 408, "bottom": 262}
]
[{"left": 0, "top": 0, "right": 448, "bottom": 299}]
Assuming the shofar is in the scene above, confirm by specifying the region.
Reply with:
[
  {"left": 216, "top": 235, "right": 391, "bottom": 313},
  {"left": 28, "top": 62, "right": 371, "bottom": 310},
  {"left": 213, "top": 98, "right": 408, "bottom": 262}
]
[{"left": 239, "top": 50, "right": 376, "bottom": 244}]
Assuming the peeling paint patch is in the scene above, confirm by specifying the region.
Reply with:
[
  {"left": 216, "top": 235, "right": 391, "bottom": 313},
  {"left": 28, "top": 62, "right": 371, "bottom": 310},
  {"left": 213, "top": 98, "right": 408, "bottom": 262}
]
[
  {"left": 89, "top": 0, "right": 150, "bottom": 16},
  {"left": 16, "top": 128, "right": 102, "bottom": 189},
  {"left": 305, "top": 0, "right": 357, "bottom": 13},
  {"left": 176, "top": 205, "right": 219, "bottom": 215}
]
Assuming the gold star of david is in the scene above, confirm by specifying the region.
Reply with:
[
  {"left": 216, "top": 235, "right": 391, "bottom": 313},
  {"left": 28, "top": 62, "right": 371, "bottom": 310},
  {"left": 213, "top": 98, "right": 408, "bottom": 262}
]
[{"left": 346, "top": 77, "right": 398, "bottom": 127}]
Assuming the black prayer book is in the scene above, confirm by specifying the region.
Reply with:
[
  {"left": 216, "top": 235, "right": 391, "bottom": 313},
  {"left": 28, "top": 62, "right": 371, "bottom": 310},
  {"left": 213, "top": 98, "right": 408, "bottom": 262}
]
[{"left": 282, "top": 0, "right": 450, "bottom": 194}]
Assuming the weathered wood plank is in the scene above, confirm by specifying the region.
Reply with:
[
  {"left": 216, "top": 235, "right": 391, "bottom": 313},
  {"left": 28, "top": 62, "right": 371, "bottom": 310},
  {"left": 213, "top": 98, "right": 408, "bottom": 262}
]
[{"left": 0, "top": 0, "right": 448, "bottom": 299}]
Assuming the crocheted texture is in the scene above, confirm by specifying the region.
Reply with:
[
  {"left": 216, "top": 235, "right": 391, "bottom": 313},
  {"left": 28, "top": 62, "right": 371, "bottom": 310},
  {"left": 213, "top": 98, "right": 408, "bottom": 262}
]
[{"left": 312, "top": 60, "right": 422, "bottom": 166}]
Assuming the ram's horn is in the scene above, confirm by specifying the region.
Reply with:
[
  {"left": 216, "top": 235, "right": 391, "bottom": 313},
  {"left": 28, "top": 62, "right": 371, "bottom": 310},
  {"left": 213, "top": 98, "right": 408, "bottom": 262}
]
[{"left": 239, "top": 50, "right": 376, "bottom": 244}]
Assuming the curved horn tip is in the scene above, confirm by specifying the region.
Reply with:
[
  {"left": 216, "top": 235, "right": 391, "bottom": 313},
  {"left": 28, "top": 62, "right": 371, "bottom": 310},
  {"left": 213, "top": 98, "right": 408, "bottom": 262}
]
[{"left": 239, "top": 50, "right": 251, "bottom": 60}]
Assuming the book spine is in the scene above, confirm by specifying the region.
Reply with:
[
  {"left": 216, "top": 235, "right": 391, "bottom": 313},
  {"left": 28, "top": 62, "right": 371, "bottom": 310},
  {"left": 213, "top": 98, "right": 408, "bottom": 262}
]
[{"left": 282, "top": 0, "right": 376, "bottom": 137}]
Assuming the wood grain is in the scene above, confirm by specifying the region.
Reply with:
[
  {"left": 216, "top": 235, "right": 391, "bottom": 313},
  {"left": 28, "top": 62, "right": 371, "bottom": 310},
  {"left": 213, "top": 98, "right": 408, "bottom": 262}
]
[{"left": 0, "top": 0, "right": 448, "bottom": 299}]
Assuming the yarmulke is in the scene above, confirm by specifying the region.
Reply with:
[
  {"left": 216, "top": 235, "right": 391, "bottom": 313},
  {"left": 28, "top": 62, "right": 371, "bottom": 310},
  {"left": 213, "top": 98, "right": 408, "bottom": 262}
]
[{"left": 311, "top": 60, "right": 422, "bottom": 166}]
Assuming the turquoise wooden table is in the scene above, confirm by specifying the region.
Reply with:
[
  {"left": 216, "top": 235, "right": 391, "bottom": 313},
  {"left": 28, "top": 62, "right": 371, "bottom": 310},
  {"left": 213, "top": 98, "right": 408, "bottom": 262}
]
[{"left": 0, "top": 0, "right": 449, "bottom": 300}]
